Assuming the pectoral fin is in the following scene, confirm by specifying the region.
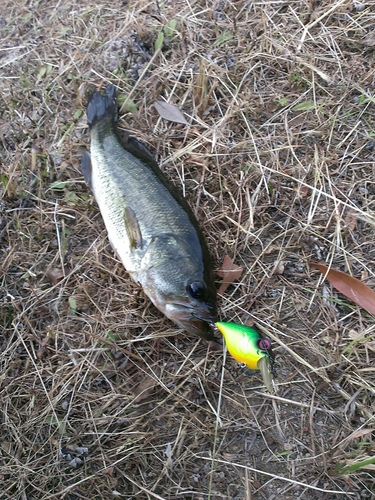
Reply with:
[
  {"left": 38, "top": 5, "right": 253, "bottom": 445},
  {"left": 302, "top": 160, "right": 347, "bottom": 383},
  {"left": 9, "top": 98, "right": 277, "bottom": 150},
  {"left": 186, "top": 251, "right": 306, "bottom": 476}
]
[
  {"left": 124, "top": 206, "right": 143, "bottom": 249},
  {"left": 81, "top": 151, "right": 93, "bottom": 190}
]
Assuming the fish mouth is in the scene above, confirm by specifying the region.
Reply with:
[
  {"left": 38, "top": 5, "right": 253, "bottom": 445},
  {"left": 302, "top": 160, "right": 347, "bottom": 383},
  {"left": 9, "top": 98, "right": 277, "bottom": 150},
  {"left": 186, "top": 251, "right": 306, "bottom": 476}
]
[
  {"left": 166, "top": 302, "right": 217, "bottom": 341},
  {"left": 176, "top": 316, "right": 217, "bottom": 341}
]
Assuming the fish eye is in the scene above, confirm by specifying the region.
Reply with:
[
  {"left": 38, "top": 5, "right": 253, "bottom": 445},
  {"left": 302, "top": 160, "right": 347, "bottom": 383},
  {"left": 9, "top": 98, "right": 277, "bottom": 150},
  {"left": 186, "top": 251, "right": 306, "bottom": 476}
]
[
  {"left": 258, "top": 338, "right": 272, "bottom": 351},
  {"left": 187, "top": 281, "right": 206, "bottom": 300}
]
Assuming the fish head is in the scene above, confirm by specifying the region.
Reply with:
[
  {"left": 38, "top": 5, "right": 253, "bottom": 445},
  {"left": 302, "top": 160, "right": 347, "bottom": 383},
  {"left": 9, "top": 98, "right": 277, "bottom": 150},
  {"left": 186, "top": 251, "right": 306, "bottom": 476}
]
[
  {"left": 151, "top": 276, "right": 217, "bottom": 340},
  {"left": 140, "top": 236, "right": 217, "bottom": 340},
  {"left": 164, "top": 278, "right": 217, "bottom": 340}
]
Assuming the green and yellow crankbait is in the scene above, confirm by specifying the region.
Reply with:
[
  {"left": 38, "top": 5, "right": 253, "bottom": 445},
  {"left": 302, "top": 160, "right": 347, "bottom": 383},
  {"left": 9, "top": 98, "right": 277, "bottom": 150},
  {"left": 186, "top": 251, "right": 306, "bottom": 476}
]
[{"left": 215, "top": 321, "right": 276, "bottom": 392}]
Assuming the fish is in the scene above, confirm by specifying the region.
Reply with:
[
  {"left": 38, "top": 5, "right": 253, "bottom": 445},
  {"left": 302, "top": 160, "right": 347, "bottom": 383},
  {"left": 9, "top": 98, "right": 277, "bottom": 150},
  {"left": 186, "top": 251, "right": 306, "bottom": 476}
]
[
  {"left": 215, "top": 322, "right": 276, "bottom": 392},
  {"left": 81, "top": 85, "right": 217, "bottom": 340}
]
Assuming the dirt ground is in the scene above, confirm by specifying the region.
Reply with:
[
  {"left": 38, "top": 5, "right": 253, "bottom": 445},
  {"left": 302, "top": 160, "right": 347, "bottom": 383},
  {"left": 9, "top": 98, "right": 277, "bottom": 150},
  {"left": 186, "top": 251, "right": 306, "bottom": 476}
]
[{"left": 1, "top": 0, "right": 375, "bottom": 498}]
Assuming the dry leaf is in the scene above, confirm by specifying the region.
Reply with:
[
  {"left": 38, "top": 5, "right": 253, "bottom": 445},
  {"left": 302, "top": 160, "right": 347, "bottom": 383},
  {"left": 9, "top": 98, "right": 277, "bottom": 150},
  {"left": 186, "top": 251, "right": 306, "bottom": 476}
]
[
  {"left": 274, "top": 260, "right": 285, "bottom": 275},
  {"left": 37, "top": 334, "right": 53, "bottom": 359},
  {"left": 344, "top": 209, "right": 357, "bottom": 231},
  {"left": 363, "top": 33, "right": 375, "bottom": 47},
  {"left": 47, "top": 268, "right": 65, "bottom": 285},
  {"left": 342, "top": 428, "right": 374, "bottom": 444},
  {"left": 154, "top": 101, "right": 188, "bottom": 125},
  {"left": 217, "top": 255, "right": 243, "bottom": 294},
  {"left": 132, "top": 374, "right": 157, "bottom": 403},
  {"left": 298, "top": 185, "right": 310, "bottom": 199},
  {"left": 310, "top": 262, "right": 375, "bottom": 315}
]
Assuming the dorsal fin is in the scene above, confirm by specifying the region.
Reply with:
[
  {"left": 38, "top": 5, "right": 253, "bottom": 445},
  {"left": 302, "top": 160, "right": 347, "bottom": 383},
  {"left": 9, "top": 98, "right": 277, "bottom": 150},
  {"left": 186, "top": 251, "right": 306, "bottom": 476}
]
[{"left": 121, "top": 134, "right": 159, "bottom": 169}]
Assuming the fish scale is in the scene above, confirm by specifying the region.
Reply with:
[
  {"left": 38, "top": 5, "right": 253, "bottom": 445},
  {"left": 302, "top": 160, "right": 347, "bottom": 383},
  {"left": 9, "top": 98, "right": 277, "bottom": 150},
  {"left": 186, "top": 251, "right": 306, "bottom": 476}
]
[{"left": 89, "top": 126, "right": 202, "bottom": 273}]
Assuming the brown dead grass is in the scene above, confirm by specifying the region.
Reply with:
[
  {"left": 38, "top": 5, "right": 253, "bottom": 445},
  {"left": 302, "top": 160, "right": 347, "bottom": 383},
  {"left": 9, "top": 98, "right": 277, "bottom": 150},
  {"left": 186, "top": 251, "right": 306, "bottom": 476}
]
[{"left": 1, "top": 0, "right": 375, "bottom": 498}]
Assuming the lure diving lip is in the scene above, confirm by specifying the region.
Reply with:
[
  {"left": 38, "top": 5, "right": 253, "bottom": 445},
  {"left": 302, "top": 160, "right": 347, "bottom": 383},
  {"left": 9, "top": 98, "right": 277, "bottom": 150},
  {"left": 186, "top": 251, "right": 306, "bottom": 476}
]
[{"left": 215, "top": 321, "right": 276, "bottom": 392}]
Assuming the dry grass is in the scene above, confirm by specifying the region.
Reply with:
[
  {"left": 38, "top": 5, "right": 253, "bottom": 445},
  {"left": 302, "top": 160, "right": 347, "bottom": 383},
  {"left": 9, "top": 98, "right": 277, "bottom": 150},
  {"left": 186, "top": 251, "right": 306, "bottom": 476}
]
[{"left": 1, "top": 0, "right": 375, "bottom": 498}]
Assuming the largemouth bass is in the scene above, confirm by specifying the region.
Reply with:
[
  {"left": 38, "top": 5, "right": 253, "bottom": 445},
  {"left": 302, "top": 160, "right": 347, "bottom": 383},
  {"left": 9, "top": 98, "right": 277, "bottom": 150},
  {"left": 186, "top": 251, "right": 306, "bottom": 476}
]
[{"left": 81, "top": 85, "right": 217, "bottom": 340}]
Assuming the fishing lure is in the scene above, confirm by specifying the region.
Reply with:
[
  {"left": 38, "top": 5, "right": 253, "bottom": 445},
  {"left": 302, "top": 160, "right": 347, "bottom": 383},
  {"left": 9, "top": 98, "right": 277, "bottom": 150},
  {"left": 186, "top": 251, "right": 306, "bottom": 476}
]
[{"left": 215, "top": 321, "right": 276, "bottom": 392}]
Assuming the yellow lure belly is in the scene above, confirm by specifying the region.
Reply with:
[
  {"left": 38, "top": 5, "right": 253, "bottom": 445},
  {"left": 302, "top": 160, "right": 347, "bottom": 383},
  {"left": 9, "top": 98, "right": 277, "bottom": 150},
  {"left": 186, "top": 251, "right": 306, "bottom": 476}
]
[{"left": 215, "top": 322, "right": 276, "bottom": 392}]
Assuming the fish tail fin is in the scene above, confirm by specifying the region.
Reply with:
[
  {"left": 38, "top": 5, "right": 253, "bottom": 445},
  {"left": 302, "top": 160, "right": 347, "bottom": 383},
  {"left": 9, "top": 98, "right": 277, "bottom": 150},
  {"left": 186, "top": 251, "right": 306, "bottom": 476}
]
[{"left": 87, "top": 85, "right": 118, "bottom": 129}]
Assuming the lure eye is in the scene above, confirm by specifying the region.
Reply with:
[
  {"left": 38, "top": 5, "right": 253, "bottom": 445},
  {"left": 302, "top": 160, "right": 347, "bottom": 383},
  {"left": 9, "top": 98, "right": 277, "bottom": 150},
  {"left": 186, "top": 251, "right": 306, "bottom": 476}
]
[
  {"left": 258, "top": 338, "right": 272, "bottom": 351},
  {"left": 187, "top": 281, "right": 206, "bottom": 300}
]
